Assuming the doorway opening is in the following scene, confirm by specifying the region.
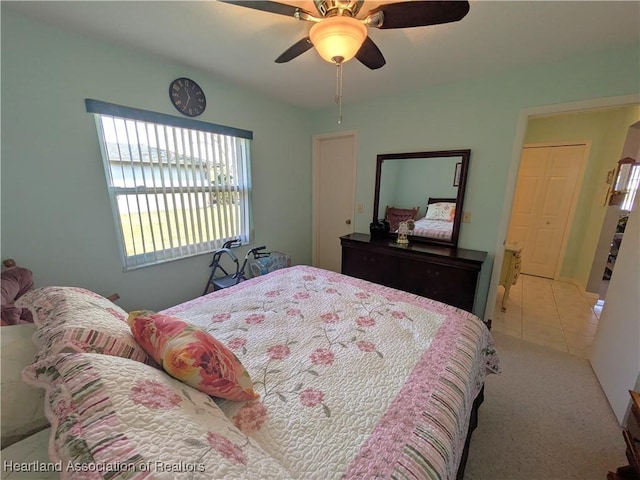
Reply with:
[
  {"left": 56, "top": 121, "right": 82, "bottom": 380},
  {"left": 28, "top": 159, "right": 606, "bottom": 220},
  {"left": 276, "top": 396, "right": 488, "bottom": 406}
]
[
  {"left": 487, "top": 94, "right": 639, "bottom": 347},
  {"left": 591, "top": 122, "right": 640, "bottom": 314}
]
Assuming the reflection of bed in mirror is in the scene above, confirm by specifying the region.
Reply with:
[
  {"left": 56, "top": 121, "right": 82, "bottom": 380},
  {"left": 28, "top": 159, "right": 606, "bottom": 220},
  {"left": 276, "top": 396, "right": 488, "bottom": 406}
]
[
  {"left": 373, "top": 150, "right": 470, "bottom": 247},
  {"left": 410, "top": 197, "right": 457, "bottom": 240}
]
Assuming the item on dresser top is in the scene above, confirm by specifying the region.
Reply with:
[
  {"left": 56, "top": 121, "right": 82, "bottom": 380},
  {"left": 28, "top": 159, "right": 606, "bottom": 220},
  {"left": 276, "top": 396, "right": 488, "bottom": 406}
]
[
  {"left": 369, "top": 219, "right": 387, "bottom": 238},
  {"left": 396, "top": 220, "right": 411, "bottom": 245}
]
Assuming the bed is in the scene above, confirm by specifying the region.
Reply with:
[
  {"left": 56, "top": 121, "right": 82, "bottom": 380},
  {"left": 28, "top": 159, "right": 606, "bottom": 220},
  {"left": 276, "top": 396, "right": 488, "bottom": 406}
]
[
  {"left": 3, "top": 265, "right": 499, "bottom": 480},
  {"left": 410, "top": 198, "right": 457, "bottom": 241}
]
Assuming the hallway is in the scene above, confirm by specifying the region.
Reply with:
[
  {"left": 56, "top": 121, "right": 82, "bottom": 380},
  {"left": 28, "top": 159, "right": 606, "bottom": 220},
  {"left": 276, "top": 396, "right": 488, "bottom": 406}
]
[{"left": 493, "top": 274, "right": 601, "bottom": 358}]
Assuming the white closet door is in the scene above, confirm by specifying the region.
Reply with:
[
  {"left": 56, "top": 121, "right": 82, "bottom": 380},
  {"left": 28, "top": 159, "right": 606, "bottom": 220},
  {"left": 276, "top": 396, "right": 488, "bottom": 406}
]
[{"left": 508, "top": 144, "right": 585, "bottom": 278}]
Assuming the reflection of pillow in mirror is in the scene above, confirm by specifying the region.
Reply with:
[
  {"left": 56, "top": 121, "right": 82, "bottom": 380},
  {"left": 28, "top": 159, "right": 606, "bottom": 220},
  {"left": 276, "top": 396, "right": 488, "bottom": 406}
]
[
  {"left": 425, "top": 202, "right": 456, "bottom": 221},
  {"left": 385, "top": 206, "right": 419, "bottom": 231}
]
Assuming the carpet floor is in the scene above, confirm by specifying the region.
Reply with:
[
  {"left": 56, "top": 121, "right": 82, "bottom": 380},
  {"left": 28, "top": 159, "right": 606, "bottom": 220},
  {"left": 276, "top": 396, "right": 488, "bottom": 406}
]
[{"left": 464, "top": 330, "right": 627, "bottom": 480}]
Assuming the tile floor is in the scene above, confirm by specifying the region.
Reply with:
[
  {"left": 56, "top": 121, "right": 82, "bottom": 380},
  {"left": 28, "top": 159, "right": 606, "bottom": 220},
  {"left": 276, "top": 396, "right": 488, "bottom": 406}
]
[{"left": 492, "top": 274, "right": 603, "bottom": 358}]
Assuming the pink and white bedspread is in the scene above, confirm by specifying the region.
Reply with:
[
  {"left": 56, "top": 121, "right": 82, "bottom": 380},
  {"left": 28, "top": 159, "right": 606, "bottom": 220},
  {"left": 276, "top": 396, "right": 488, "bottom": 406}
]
[
  {"left": 411, "top": 217, "right": 454, "bottom": 240},
  {"left": 163, "top": 265, "right": 500, "bottom": 480}
]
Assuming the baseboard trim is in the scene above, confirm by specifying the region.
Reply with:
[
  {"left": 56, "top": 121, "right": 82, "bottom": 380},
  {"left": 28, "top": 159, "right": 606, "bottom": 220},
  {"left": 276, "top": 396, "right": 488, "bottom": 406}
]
[{"left": 556, "top": 275, "right": 598, "bottom": 299}]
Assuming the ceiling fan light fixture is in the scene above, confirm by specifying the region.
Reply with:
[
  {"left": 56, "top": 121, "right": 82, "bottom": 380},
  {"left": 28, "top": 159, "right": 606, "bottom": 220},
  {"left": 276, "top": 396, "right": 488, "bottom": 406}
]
[{"left": 309, "top": 16, "right": 367, "bottom": 64}]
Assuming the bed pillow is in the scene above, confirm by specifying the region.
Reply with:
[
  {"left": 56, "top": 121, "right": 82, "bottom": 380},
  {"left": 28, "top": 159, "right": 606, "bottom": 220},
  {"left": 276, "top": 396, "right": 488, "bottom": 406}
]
[
  {"left": 1, "top": 324, "right": 48, "bottom": 448},
  {"left": 384, "top": 206, "right": 419, "bottom": 232},
  {"left": 15, "top": 286, "right": 154, "bottom": 365},
  {"left": 128, "top": 310, "right": 259, "bottom": 401},
  {"left": 425, "top": 202, "right": 456, "bottom": 221},
  {"left": 21, "top": 353, "right": 290, "bottom": 479}
]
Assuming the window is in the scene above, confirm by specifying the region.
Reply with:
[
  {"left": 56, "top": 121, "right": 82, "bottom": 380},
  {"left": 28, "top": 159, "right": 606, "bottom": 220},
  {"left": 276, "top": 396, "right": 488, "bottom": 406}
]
[
  {"left": 86, "top": 100, "right": 253, "bottom": 270},
  {"left": 618, "top": 165, "right": 640, "bottom": 212},
  {"left": 612, "top": 157, "right": 640, "bottom": 212}
]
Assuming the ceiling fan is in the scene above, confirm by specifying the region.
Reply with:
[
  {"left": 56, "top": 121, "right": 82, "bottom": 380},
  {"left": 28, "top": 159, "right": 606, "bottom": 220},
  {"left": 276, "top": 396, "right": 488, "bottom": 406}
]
[{"left": 219, "top": 0, "right": 470, "bottom": 69}]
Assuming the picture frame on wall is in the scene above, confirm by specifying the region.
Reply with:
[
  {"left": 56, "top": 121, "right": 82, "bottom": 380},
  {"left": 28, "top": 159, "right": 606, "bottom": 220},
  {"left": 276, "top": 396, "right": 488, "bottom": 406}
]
[{"left": 453, "top": 162, "right": 462, "bottom": 187}]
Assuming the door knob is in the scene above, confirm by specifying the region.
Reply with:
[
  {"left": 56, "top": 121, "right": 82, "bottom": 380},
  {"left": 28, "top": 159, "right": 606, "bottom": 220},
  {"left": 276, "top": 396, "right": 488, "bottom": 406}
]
[{"left": 345, "top": 219, "right": 351, "bottom": 225}]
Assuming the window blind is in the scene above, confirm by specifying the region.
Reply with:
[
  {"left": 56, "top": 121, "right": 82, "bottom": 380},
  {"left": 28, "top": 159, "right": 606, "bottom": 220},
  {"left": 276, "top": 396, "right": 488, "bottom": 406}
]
[{"left": 87, "top": 100, "right": 253, "bottom": 270}]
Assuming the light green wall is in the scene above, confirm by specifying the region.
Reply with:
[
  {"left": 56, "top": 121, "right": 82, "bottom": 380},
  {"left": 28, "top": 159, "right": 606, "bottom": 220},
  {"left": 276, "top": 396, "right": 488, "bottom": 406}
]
[
  {"left": 524, "top": 106, "right": 640, "bottom": 291},
  {"left": 1, "top": 9, "right": 313, "bottom": 311},
  {"left": 378, "top": 159, "right": 457, "bottom": 219},
  {"left": 383, "top": 157, "right": 459, "bottom": 217},
  {"left": 2, "top": 7, "right": 639, "bottom": 318},
  {"left": 310, "top": 45, "right": 640, "bottom": 318},
  {"left": 378, "top": 161, "right": 399, "bottom": 219}
]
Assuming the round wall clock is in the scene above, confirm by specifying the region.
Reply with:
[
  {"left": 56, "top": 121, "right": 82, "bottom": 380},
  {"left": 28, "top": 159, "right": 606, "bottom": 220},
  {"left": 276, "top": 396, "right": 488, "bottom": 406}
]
[{"left": 169, "top": 78, "right": 206, "bottom": 117}]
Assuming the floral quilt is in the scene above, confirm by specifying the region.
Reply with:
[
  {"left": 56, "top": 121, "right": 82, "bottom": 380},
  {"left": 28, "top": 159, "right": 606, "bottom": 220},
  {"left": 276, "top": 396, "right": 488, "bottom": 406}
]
[{"left": 163, "top": 265, "right": 500, "bottom": 480}]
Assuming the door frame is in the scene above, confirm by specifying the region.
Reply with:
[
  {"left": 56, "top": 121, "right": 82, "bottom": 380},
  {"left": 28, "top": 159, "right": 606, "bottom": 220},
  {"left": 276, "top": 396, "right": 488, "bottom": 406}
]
[
  {"left": 311, "top": 130, "right": 358, "bottom": 267},
  {"left": 515, "top": 141, "right": 591, "bottom": 280},
  {"left": 485, "top": 93, "right": 640, "bottom": 321}
]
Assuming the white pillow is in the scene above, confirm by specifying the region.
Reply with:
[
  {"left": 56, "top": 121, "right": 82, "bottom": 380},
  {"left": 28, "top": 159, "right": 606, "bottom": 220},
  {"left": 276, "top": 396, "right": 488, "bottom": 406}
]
[
  {"left": 1, "top": 324, "right": 48, "bottom": 447},
  {"left": 425, "top": 202, "right": 456, "bottom": 221},
  {"left": 0, "top": 428, "right": 57, "bottom": 479}
]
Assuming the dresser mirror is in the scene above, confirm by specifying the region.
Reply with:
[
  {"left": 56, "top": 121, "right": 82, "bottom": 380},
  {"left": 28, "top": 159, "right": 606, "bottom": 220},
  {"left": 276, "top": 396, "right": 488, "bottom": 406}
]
[{"left": 373, "top": 149, "right": 471, "bottom": 247}]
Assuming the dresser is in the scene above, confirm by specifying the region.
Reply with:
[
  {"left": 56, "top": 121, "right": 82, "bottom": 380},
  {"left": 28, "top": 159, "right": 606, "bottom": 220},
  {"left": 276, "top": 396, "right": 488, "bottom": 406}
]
[
  {"left": 499, "top": 242, "right": 523, "bottom": 311},
  {"left": 340, "top": 233, "right": 487, "bottom": 313}
]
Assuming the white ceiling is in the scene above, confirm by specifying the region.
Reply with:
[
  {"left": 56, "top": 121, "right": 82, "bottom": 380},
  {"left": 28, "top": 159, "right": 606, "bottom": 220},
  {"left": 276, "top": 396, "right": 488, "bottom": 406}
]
[{"left": 5, "top": 1, "right": 640, "bottom": 109}]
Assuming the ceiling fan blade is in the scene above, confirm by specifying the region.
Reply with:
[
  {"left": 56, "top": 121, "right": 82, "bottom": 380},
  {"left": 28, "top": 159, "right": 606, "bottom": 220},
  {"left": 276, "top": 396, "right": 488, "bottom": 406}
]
[
  {"left": 218, "top": 1, "right": 309, "bottom": 18},
  {"left": 275, "top": 37, "right": 314, "bottom": 63},
  {"left": 368, "top": 1, "right": 470, "bottom": 29},
  {"left": 356, "top": 37, "right": 386, "bottom": 70}
]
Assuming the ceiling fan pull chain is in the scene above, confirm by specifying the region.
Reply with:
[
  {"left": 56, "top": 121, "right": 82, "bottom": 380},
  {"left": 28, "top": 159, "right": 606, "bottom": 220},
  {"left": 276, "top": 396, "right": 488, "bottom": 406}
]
[{"left": 335, "top": 61, "right": 343, "bottom": 124}]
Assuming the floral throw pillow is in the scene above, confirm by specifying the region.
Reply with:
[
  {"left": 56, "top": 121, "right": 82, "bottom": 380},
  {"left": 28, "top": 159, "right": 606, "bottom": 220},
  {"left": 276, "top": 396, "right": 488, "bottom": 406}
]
[
  {"left": 425, "top": 202, "right": 456, "bottom": 221},
  {"left": 128, "top": 311, "right": 258, "bottom": 402}
]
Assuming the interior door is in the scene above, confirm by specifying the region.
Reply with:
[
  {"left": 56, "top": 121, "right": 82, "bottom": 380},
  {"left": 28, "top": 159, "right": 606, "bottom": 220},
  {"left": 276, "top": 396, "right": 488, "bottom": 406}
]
[
  {"left": 313, "top": 132, "right": 356, "bottom": 272},
  {"left": 507, "top": 144, "right": 585, "bottom": 278}
]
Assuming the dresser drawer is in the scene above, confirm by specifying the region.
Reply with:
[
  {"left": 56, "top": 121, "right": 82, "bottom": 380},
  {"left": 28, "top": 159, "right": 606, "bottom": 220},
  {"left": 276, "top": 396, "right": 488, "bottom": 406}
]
[
  {"left": 396, "top": 260, "right": 477, "bottom": 311},
  {"left": 342, "top": 246, "right": 395, "bottom": 287}
]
